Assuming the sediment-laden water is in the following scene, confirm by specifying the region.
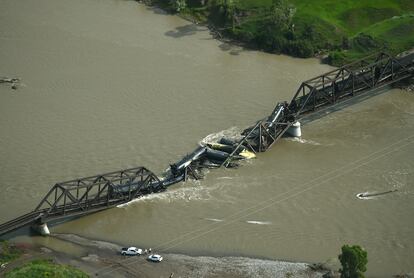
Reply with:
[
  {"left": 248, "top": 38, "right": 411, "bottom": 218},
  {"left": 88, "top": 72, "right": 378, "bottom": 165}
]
[{"left": 0, "top": 0, "right": 413, "bottom": 277}]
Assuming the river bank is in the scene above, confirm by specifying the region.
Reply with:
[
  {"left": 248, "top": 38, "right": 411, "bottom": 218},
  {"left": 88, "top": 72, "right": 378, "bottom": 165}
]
[
  {"left": 3, "top": 234, "right": 331, "bottom": 277},
  {"left": 140, "top": 0, "right": 414, "bottom": 66}
]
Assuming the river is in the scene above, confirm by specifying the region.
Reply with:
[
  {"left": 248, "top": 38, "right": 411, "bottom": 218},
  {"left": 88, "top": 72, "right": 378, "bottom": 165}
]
[{"left": 0, "top": 0, "right": 413, "bottom": 276}]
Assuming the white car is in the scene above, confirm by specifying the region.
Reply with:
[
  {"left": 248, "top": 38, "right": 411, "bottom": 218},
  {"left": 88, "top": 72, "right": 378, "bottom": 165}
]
[
  {"left": 148, "top": 254, "right": 163, "bottom": 262},
  {"left": 121, "top": 247, "right": 142, "bottom": 256}
]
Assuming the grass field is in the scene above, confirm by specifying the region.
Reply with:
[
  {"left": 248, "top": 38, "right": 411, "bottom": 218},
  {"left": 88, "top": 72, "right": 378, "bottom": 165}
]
[
  {"left": 292, "top": 0, "right": 414, "bottom": 64},
  {"left": 291, "top": 0, "right": 413, "bottom": 34},
  {"left": 226, "top": 0, "right": 414, "bottom": 64}
]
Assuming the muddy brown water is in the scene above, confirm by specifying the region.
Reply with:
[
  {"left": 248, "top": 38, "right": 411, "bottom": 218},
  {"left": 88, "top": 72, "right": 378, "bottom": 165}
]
[{"left": 0, "top": 0, "right": 413, "bottom": 276}]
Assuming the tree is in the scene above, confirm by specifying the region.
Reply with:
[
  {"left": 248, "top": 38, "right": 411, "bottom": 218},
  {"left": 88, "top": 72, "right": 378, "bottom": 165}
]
[
  {"left": 339, "top": 245, "right": 368, "bottom": 278},
  {"left": 170, "top": 0, "right": 187, "bottom": 12},
  {"left": 226, "top": 0, "right": 239, "bottom": 32},
  {"left": 269, "top": 0, "right": 295, "bottom": 31},
  {"left": 213, "top": 0, "right": 238, "bottom": 30}
]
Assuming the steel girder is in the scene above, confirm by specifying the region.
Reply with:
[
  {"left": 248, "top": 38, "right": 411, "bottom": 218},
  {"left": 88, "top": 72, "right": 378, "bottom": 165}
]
[{"left": 34, "top": 167, "right": 160, "bottom": 220}]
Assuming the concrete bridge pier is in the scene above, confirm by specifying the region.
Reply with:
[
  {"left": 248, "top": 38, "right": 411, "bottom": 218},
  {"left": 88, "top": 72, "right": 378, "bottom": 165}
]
[
  {"left": 286, "top": 121, "right": 302, "bottom": 137},
  {"left": 31, "top": 222, "right": 50, "bottom": 236}
]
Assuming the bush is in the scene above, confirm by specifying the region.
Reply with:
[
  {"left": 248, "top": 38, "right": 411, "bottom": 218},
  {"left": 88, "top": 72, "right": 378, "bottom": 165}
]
[
  {"left": 170, "top": 0, "right": 187, "bottom": 12},
  {"left": 286, "top": 40, "right": 314, "bottom": 57},
  {"left": 5, "top": 259, "right": 89, "bottom": 278},
  {"left": 351, "top": 33, "right": 381, "bottom": 52},
  {"left": 327, "top": 50, "right": 347, "bottom": 66},
  {"left": 0, "top": 241, "right": 21, "bottom": 264},
  {"left": 233, "top": 28, "right": 255, "bottom": 43}
]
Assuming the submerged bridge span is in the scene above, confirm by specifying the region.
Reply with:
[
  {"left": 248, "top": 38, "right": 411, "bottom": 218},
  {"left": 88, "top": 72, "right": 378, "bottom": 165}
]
[
  {"left": 220, "top": 51, "right": 414, "bottom": 166},
  {"left": 0, "top": 51, "right": 413, "bottom": 236}
]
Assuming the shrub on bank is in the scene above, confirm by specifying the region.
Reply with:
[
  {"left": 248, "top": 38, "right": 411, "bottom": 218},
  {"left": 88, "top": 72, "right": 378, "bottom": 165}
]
[
  {"left": 5, "top": 259, "right": 89, "bottom": 278},
  {"left": 0, "top": 240, "right": 21, "bottom": 264}
]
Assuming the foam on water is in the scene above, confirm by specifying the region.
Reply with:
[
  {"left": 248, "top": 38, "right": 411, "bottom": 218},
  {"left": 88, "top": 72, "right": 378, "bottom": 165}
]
[
  {"left": 117, "top": 184, "right": 213, "bottom": 208},
  {"left": 246, "top": 220, "right": 272, "bottom": 225},
  {"left": 383, "top": 169, "right": 410, "bottom": 189},
  {"left": 216, "top": 176, "right": 234, "bottom": 180},
  {"left": 199, "top": 126, "right": 244, "bottom": 145},
  {"left": 204, "top": 218, "right": 225, "bottom": 222},
  {"left": 285, "top": 137, "right": 321, "bottom": 146}
]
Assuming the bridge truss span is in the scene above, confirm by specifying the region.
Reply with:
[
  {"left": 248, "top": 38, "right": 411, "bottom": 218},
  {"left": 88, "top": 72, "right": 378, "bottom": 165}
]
[
  {"left": 0, "top": 167, "right": 161, "bottom": 236},
  {"left": 289, "top": 52, "right": 413, "bottom": 118},
  {"left": 35, "top": 167, "right": 161, "bottom": 220}
]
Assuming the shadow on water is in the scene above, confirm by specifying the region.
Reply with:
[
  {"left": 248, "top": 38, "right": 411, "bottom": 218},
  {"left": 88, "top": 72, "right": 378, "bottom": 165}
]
[
  {"left": 144, "top": 5, "right": 170, "bottom": 16},
  {"left": 0, "top": 226, "right": 33, "bottom": 241},
  {"left": 165, "top": 23, "right": 246, "bottom": 55},
  {"left": 165, "top": 23, "right": 208, "bottom": 38},
  {"left": 136, "top": 1, "right": 247, "bottom": 55},
  {"left": 218, "top": 42, "right": 244, "bottom": 56}
]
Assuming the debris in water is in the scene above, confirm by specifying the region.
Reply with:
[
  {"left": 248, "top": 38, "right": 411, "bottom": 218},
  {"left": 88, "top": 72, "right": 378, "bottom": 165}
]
[{"left": 1, "top": 76, "right": 20, "bottom": 90}]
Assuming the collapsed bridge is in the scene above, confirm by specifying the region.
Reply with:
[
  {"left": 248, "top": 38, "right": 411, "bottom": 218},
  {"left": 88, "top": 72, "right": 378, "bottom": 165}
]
[{"left": 0, "top": 51, "right": 413, "bottom": 236}]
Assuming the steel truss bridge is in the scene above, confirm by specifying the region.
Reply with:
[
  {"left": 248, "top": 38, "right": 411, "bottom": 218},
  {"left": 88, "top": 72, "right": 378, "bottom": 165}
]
[
  {"left": 289, "top": 52, "right": 413, "bottom": 117},
  {"left": 1, "top": 51, "right": 413, "bottom": 236},
  {"left": 0, "top": 167, "right": 161, "bottom": 236}
]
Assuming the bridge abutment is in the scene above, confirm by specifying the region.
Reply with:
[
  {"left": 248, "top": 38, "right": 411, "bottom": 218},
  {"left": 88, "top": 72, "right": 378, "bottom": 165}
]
[{"left": 31, "top": 222, "right": 50, "bottom": 236}]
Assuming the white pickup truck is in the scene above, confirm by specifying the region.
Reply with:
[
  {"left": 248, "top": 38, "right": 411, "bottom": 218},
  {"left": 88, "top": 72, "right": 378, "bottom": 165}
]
[{"left": 120, "top": 247, "right": 142, "bottom": 256}]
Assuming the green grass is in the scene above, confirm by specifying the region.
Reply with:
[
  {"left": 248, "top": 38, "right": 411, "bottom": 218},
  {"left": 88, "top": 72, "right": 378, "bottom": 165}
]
[
  {"left": 363, "top": 14, "right": 414, "bottom": 51},
  {"left": 235, "top": 0, "right": 272, "bottom": 10},
  {"left": 290, "top": 0, "right": 408, "bottom": 34},
  {"left": 5, "top": 259, "right": 89, "bottom": 278},
  {"left": 0, "top": 241, "right": 22, "bottom": 264},
  {"left": 248, "top": 0, "right": 413, "bottom": 63}
]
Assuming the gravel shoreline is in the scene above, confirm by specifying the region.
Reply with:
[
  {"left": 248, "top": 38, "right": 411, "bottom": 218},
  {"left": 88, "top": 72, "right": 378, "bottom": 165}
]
[
  {"left": 3, "top": 233, "right": 335, "bottom": 277},
  {"left": 47, "top": 233, "right": 329, "bottom": 277}
]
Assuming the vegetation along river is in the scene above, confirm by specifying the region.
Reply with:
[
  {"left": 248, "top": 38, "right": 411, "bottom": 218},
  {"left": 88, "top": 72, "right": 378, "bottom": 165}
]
[{"left": 0, "top": 0, "right": 413, "bottom": 276}]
